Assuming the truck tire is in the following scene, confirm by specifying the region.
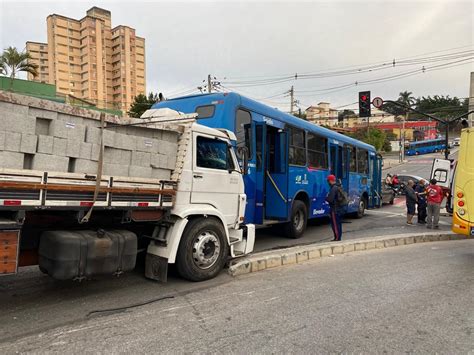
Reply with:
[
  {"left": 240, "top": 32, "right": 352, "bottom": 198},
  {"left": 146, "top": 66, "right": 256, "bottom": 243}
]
[
  {"left": 176, "top": 217, "right": 229, "bottom": 282},
  {"left": 284, "top": 200, "right": 307, "bottom": 239}
]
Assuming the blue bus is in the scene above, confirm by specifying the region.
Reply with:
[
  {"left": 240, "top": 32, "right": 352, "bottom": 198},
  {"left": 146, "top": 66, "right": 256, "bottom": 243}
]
[
  {"left": 153, "top": 93, "right": 382, "bottom": 238},
  {"left": 405, "top": 138, "right": 446, "bottom": 156}
]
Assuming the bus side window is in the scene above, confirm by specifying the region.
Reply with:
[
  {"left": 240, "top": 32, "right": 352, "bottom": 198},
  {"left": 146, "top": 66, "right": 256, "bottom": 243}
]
[
  {"left": 236, "top": 109, "right": 252, "bottom": 159},
  {"left": 289, "top": 127, "right": 306, "bottom": 166},
  {"left": 357, "top": 149, "right": 369, "bottom": 175},
  {"left": 349, "top": 146, "right": 357, "bottom": 172},
  {"left": 308, "top": 133, "right": 327, "bottom": 169}
]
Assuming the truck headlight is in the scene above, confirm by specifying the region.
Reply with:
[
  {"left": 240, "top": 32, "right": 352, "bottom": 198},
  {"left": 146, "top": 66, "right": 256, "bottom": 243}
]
[{"left": 458, "top": 208, "right": 465, "bottom": 216}]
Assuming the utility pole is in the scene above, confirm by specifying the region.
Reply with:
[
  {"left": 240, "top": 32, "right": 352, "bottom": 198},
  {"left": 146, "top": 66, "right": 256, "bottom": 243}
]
[
  {"left": 208, "top": 74, "right": 212, "bottom": 93},
  {"left": 401, "top": 111, "right": 407, "bottom": 162},
  {"left": 290, "top": 86, "right": 294, "bottom": 114}
]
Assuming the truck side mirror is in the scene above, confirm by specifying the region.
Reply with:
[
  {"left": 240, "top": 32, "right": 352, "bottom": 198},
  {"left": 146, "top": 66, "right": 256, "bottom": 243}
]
[{"left": 237, "top": 146, "right": 249, "bottom": 175}]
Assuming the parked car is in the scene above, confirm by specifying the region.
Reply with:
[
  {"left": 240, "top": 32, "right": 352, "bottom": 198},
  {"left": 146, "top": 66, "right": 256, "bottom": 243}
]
[
  {"left": 453, "top": 138, "right": 461, "bottom": 146},
  {"left": 381, "top": 183, "right": 395, "bottom": 204},
  {"left": 395, "top": 174, "right": 428, "bottom": 194}
]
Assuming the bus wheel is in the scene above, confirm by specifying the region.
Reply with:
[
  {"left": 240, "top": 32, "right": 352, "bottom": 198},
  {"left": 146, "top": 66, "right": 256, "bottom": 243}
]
[
  {"left": 176, "top": 217, "right": 229, "bottom": 282},
  {"left": 285, "top": 200, "right": 307, "bottom": 239},
  {"left": 356, "top": 197, "right": 366, "bottom": 218}
]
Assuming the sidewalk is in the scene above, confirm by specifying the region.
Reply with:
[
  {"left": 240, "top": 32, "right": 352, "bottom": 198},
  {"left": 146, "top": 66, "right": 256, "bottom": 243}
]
[{"left": 229, "top": 231, "right": 472, "bottom": 277}]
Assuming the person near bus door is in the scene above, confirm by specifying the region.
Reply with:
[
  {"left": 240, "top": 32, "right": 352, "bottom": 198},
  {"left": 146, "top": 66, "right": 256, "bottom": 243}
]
[
  {"left": 426, "top": 178, "right": 443, "bottom": 229},
  {"left": 325, "top": 174, "right": 346, "bottom": 241},
  {"left": 405, "top": 180, "right": 417, "bottom": 225},
  {"left": 415, "top": 178, "right": 427, "bottom": 224}
]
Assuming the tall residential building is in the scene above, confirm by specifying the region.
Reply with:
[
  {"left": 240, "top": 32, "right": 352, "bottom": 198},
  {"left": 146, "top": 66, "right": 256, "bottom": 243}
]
[{"left": 26, "top": 7, "right": 146, "bottom": 112}]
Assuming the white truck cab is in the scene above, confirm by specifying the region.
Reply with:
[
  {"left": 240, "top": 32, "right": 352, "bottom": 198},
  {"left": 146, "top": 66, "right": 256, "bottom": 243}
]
[{"left": 144, "top": 121, "right": 255, "bottom": 282}]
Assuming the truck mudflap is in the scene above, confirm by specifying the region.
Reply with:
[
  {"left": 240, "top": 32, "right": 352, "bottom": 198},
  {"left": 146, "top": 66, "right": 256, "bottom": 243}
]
[
  {"left": 145, "top": 253, "right": 168, "bottom": 282},
  {"left": 0, "top": 230, "right": 20, "bottom": 275}
]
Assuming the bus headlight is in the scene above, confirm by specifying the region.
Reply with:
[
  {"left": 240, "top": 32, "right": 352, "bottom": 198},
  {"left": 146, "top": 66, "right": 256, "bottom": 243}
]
[{"left": 458, "top": 208, "right": 465, "bottom": 216}]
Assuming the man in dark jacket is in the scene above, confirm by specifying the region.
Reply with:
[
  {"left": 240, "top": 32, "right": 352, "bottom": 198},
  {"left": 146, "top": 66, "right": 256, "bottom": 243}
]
[
  {"left": 405, "top": 179, "right": 417, "bottom": 225},
  {"left": 415, "top": 179, "right": 427, "bottom": 224},
  {"left": 325, "top": 174, "right": 343, "bottom": 241}
]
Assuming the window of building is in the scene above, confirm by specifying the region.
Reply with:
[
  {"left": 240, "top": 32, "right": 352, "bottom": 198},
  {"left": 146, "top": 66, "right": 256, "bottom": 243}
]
[
  {"left": 196, "top": 136, "right": 233, "bottom": 171},
  {"left": 289, "top": 127, "right": 306, "bottom": 166},
  {"left": 307, "top": 133, "right": 328, "bottom": 169}
]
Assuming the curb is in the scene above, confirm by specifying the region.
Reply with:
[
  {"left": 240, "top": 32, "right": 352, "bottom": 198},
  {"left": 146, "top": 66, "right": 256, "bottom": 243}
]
[{"left": 228, "top": 232, "right": 472, "bottom": 277}]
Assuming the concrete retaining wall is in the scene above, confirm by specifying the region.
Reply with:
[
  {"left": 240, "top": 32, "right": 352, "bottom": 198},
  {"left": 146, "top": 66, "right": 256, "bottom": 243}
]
[{"left": 0, "top": 91, "right": 179, "bottom": 180}]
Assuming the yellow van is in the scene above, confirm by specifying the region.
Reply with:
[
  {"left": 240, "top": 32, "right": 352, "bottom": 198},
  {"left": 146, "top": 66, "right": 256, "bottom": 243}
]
[{"left": 452, "top": 128, "right": 474, "bottom": 236}]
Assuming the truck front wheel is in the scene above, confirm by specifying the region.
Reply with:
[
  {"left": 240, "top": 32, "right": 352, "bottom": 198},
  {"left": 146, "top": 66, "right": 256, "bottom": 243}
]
[{"left": 176, "top": 217, "right": 229, "bottom": 282}]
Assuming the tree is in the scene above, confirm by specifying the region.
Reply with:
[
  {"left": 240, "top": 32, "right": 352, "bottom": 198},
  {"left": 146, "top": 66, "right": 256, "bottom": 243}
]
[
  {"left": 381, "top": 90, "right": 416, "bottom": 119},
  {"left": 398, "top": 90, "right": 416, "bottom": 107},
  {"left": 128, "top": 92, "right": 161, "bottom": 118},
  {"left": 0, "top": 56, "right": 6, "bottom": 76},
  {"left": 338, "top": 109, "right": 355, "bottom": 120},
  {"left": 349, "top": 127, "right": 387, "bottom": 152},
  {"left": 1, "top": 47, "right": 38, "bottom": 88}
]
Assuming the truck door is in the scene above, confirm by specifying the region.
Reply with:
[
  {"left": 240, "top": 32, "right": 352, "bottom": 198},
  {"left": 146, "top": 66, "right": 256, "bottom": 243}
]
[
  {"left": 191, "top": 133, "right": 241, "bottom": 225},
  {"left": 265, "top": 126, "right": 288, "bottom": 220}
]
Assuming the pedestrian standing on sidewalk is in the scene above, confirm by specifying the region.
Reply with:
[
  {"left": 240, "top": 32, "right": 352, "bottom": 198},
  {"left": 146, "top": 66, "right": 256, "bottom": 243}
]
[
  {"left": 415, "top": 179, "right": 427, "bottom": 224},
  {"left": 325, "top": 174, "right": 346, "bottom": 241},
  {"left": 426, "top": 178, "right": 443, "bottom": 229},
  {"left": 405, "top": 180, "right": 417, "bottom": 225}
]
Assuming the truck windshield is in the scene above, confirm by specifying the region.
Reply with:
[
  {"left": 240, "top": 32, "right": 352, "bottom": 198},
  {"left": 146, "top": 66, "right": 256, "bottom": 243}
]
[{"left": 197, "top": 136, "right": 229, "bottom": 170}]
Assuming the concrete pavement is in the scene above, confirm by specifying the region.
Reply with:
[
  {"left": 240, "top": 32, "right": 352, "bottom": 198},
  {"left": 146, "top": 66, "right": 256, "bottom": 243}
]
[{"left": 1, "top": 239, "right": 472, "bottom": 353}]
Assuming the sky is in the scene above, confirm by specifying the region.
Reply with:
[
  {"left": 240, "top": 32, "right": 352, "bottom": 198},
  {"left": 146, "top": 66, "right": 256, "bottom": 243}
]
[{"left": 0, "top": 0, "right": 473, "bottom": 112}]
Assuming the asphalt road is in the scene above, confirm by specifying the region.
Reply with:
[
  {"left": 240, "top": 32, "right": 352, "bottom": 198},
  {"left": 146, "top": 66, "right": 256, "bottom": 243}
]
[
  {"left": 1, "top": 240, "right": 472, "bottom": 353},
  {"left": 0, "top": 151, "right": 456, "bottom": 346}
]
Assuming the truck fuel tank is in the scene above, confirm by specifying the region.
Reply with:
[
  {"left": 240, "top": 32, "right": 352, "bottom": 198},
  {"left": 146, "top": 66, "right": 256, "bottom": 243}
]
[{"left": 38, "top": 229, "right": 137, "bottom": 280}]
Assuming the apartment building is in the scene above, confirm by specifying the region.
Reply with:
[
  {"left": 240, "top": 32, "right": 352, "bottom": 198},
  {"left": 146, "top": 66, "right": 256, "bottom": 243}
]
[{"left": 26, "top": 7, "right": 145, "bottom": 112}]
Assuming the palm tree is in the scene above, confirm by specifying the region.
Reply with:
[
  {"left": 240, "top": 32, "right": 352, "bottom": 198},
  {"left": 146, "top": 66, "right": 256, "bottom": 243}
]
[
  {"left": 1, "top": 47, "right": 39, "bottom": 90},
  {"left": 0, "top": 56, "right": 6, "bottom": 76},
  {"left": 398, "top": 91, "right": 416, "bottom": 108}
]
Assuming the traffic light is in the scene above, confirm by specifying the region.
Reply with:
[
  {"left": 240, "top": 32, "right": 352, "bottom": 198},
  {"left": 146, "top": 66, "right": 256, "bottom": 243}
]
[{"left": 359, "top": 91, "right": 371, "bottom": 118}]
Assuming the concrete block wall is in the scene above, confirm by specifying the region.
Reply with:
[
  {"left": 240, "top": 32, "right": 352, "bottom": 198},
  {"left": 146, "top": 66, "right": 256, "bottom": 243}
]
[{"left": 0, "top": 91, "right": 180, "bottom": 180}]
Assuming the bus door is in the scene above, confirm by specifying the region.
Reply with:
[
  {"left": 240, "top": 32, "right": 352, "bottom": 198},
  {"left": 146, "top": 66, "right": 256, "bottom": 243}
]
[
  {"left": 329, "top": 142, "right": 348, "bottom": 191},
  {"left": 253, "top": 123, "right": 265, "bottom": 225},
  {"left": 264, "top": 125, "right": 289, "bottom": 220},
  {"left": 368, "top": 151, "right": 377, "bottom": 207}
]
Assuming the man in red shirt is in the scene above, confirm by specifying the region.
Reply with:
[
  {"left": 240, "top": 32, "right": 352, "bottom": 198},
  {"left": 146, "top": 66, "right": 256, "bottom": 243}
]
[{"left": 426, "top": 178, "right": 443, "bottom": 229}]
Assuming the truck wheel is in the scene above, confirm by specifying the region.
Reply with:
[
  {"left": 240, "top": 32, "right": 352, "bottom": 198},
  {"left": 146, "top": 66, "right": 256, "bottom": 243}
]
[
  {"left": 284, "top": 200, "right": 307, "bottom": 239},
  {"left": 176, "top": 217, "right": 229, "bottom": 282}
]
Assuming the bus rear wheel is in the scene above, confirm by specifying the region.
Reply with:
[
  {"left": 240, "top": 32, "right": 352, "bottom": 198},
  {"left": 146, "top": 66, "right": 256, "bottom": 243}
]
[
  {"left": 356, "top": 197, "right": 366, "bottom": 218},
  {"left": 285, "top": 200, "right": 307, "bottom": 239}
]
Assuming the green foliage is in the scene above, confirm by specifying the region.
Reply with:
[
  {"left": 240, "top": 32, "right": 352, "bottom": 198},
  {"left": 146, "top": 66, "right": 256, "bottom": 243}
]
[
  {"left": 0, "top": 46, "right": 38, "bottom": 80},
  {"left": 128, "top": 92, "right": 161, "bottom": 118},
  {"left": 412, "top": 95, "right": 468, "bottom": 120},
  {"left": 350, "top": 127, "right": 389, "bottom": 152},
  {"left": 294, "top": 110, "right": 307, "bottom": 120},
  {"left": 338, "top": 109, "right": 355, "bottom": 120},
  {"left": 381, "top": 91, "right": 468, "bottom": 123}
]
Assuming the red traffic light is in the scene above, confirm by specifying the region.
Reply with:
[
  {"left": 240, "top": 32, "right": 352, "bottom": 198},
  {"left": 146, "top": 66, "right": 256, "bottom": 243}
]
[{"left": 361, "top": 95, "right": 368, "bottom": 101}]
